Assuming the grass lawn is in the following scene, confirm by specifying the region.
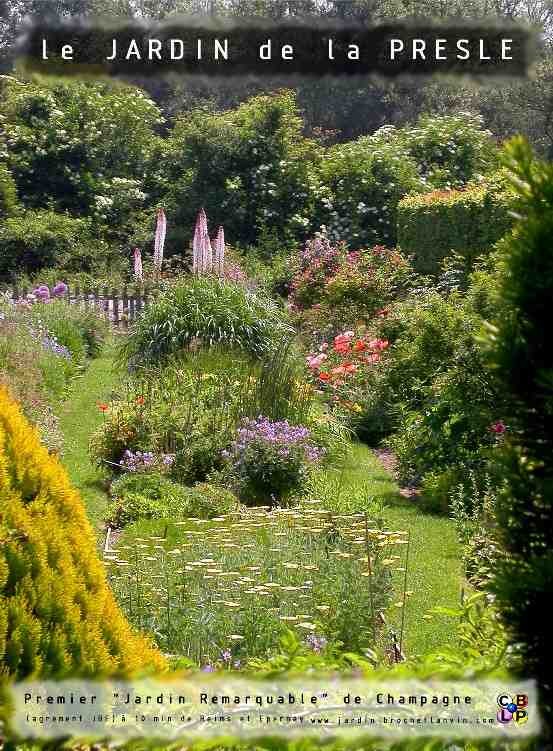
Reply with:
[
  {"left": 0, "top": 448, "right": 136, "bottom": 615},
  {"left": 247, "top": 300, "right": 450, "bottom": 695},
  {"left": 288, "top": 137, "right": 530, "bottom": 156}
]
[
  {"left": 59, "top": 341, "right": 120, "bottom": 537},
  {"left": 334, "top": 442, "right": 463, "bottom": 658}
]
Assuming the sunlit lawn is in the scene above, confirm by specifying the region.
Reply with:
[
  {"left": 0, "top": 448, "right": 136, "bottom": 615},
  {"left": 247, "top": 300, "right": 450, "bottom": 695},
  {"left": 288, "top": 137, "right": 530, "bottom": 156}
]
[
  {"left": 59, "top": 340, "right": 120, "bottom": 537},
  {"left": 334, "top": 442, "right": 463, "bottom": 657}
]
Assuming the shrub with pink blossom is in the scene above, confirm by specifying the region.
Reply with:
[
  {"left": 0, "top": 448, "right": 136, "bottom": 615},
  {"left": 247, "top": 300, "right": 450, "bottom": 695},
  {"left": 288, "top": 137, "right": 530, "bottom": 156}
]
[{"left": 289, "top": 233, "right": 412, "bottom": 341}]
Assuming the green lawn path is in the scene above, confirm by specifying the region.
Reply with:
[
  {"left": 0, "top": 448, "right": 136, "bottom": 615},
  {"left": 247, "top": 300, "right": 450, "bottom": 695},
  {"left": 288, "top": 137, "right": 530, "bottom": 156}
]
[
  {"left": 335, "top": 443, "right": 463, "bottom": 658},
  {"left": 60, "top": 349, "right": 462, "bottom": 659},
  {"left": 59, "top": 344, "right": 120, "bottom": 536}
]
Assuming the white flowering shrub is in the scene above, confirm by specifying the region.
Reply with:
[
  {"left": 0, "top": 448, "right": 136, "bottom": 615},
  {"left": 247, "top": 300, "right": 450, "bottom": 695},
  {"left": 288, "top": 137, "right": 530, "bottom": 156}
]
[
  {"left": 312, "top": 113, "right": 498, "bottom": 248},
  {"left": 161, "top": 90, "right": 322, "bottom": 250},
  {"left": 2, "top": 78, "right": 163, "bottom": 217},
  {"left": 313, "top": 136, "right": 423, "bottom": 247},
  {"left": 92, "top": 176, "right": 150, "bottom": 246},
  {"left": 396, "top": 113, "right": 499, "bottom": 189}
]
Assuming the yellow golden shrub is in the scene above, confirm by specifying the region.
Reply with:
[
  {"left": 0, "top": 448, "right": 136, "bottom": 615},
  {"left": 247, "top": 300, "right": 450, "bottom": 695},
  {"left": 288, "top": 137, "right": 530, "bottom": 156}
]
[{"left": 0, "top": 386, "right": 166, "bottom": 679}]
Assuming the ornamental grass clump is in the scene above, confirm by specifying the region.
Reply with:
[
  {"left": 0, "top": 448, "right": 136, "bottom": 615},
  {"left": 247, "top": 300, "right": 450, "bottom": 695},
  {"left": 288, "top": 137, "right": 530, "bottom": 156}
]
[
  {"left": 225, "top": 417, "right": 324, "bottom": 504},
  {"left": 0, "top": 386, "right": 166, "bottom": 679},
  {"left": 121, "top": 276, "right": 292, "bottom": 365}
]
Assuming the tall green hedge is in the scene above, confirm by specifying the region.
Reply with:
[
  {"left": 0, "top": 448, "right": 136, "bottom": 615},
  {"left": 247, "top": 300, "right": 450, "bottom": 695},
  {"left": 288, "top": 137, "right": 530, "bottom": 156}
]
[
  {"left": 397, "top": 183, "right": 515, "bottom": 274},
  {"left": 487, "top": 138, "right": 553, "bottom": 742}
]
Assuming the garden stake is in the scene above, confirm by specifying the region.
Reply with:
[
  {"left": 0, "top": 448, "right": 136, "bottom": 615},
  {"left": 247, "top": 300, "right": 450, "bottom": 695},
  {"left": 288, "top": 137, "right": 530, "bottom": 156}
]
[
  {"left": 103, "top": 526, "right": 112, "bottom": 555},
  {"left": 364, "top": 512, "right": 377, "bottom": 644},
  {"left": 399, "top": 529, "right": 411, "bottom": 657}
]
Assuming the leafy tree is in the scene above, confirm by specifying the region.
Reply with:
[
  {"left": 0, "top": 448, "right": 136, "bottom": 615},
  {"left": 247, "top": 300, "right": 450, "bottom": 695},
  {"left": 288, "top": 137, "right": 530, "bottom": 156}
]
[
  {"left": 1, "top": 76, "right": 163, "bottom": 218},
  {"left": 162, "top": 90, "right": 321, "bottom": 248}
]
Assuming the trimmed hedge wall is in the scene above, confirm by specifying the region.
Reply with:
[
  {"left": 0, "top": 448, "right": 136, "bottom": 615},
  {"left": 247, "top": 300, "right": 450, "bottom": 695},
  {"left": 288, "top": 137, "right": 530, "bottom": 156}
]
[{"left": 397, "top": 184, "right": 515, "bottom": 274}]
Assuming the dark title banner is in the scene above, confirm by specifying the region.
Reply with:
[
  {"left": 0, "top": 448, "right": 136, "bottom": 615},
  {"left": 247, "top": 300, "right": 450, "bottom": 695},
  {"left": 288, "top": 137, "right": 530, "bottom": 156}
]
[{"left": 17, "top": 17, "right": 535, "bottom": 77}]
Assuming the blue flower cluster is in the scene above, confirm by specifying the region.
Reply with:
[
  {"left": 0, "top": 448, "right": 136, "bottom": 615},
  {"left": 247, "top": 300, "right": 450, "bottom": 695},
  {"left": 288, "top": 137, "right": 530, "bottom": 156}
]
[
  {"left": 119, "top": 449, "right": 175, "bottom": 473},
  {"left": 41, "top": 335, "right": 71, "bottom": 359}
]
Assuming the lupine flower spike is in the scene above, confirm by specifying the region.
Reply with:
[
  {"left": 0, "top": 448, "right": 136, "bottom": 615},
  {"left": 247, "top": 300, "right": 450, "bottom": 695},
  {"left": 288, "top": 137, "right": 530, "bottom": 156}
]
[
  {"left": 153, "top": 208, "right": 166, "bottom": 278},
  {"left": 214, "top": 225, "right": 225, "bottom": 276},
  {"left": 203, "top": 229, "right": 213, "bottom": 274},
  {"left": 133, "top": 247, "right": 143, "bottom": 281},
  {"left": 193, "top": 208, "right": 208, "bottom": 274}
]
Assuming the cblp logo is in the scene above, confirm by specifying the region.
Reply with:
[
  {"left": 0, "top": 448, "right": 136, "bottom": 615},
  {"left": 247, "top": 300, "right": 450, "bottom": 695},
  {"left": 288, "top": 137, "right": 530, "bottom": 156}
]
[{"left": 497, "top": 693, "right": 529, "bottom": 726}]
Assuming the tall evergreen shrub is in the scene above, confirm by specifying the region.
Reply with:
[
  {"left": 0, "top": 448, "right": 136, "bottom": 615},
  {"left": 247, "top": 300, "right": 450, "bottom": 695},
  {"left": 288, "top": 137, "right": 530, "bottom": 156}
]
[
  {"left": 487, "top": 138, "right": 553, "bottom": 739},
  {"left": 0, "top": 386, "right": 166, "bottom": 679}
]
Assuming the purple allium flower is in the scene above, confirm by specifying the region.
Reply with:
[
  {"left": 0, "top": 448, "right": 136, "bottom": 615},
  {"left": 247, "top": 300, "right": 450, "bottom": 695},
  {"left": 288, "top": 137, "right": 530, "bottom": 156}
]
[
  {"left": 33, "top": 285, "right": 50, "bottom": 301},
  {"left": 220, "top": 649, "right": 232, "bottom": 664},
  {"left": 201, "top": 664, "right": 215, "bottom": 673},
  {"left": 52, "top": 281, "right": 68, "bottom": 298}
]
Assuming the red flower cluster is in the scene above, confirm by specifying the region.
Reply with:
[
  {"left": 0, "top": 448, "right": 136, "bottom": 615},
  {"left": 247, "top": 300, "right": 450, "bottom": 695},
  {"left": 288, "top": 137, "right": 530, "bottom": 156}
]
[{"left": 307, "top": 331, "right": 389, "bottom": 388}]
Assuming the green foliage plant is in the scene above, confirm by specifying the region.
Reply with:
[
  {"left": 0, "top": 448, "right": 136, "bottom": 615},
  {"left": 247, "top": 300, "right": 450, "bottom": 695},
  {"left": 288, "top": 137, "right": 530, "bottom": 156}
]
[
  {"left": 0, "top": 210, "right": 102, "bottom": 279},
  {"left": 0, "top": 163, "right": 17, "bottom": 218},
  {"left": 486, "top": 138, "right": 553, "bottom": 740},
  {"left": 120, "top": 276, "right": 292, "bottom": 366}
]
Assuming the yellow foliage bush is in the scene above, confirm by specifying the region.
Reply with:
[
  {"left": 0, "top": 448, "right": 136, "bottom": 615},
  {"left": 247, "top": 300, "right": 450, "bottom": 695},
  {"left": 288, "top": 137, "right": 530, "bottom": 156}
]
[{"left": 0, "top": 386, "right": 166, "bottom": 679}]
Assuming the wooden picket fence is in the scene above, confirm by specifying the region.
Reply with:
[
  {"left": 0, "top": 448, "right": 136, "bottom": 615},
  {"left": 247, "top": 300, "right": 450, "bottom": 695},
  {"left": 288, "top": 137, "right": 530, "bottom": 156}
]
[{"left": 12, "top": 284, "right": 156, "bottom": 328}]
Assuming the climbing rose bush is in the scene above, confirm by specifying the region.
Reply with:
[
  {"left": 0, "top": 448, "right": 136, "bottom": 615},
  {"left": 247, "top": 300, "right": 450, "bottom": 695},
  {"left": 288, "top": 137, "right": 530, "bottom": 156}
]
[{"left": 224, "top": 417, "right": 324, "bottom": 504}]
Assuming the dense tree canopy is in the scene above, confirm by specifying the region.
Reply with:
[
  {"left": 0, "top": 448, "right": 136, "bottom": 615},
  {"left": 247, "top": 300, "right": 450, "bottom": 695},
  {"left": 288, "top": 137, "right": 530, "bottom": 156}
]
[{"left": 2, "top": 0, "right": 553, "bottom": 153}]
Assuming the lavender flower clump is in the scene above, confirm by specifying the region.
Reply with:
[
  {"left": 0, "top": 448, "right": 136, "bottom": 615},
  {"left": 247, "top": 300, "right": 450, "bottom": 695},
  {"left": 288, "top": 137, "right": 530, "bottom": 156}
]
[
  {"left": 226, "top": 416, "right": 324, "bottom": 504},
  {"left": 41, "top": 335, "right": 71, "bottom": 359},
  {"left": 233, "top": 417, "right": 324, "bottom": 463},
  {"left": 120, "top": 449, "right": 175, "bottom": 473},
  {"left": 305, "top": 633, "right": 327, "bottom": 654}
]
